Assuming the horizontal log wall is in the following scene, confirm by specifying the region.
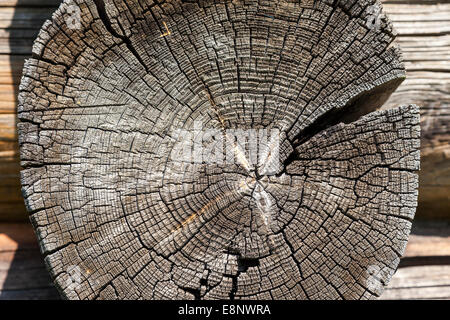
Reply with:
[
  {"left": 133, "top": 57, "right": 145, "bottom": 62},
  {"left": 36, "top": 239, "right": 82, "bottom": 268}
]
[
  {"left": 0, "top": 0, "right": 448, "bottom": 221},
  {"left": 383, "top": 0, "right": 450, "bottom": 219},
  {"left": 0, "top": 0, "right": 60, "bottom": 221}
]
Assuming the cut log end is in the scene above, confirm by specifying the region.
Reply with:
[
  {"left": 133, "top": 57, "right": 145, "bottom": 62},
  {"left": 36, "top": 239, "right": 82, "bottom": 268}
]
[{"left": 18, "top": 0, "right": 420, "bottom": 300}]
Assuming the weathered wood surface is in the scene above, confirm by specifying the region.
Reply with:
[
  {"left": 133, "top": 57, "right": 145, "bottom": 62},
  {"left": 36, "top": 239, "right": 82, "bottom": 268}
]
[
  {"left": 0, "top": 0, "right": 60, "bottom": 221},
  {"left": 0, "top": 0, "right": 443, "bottom": 223},
  {"left": 381, "top": 222, "right": 450, "bottom": 300},
  {"left": 401, "top": 222, "right": 450, "bottom": 258},
  {"left": 382, "top": 0, "right": 450, "bottom": 219},
  {"left": 381, "top": 266, "right": 450, "bottom": 300},
  {"left": 2, "top": 222, "right": 449, "bottom": 300},
  {"left": 0, "top": 223, "right": 59, "bottom": 299},
  {"left": 17, "top": 0, "right": 420, "bottom": 300}
]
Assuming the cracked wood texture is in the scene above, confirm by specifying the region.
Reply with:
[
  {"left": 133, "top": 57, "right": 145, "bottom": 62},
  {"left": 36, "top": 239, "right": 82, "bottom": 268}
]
[{"left": 18, "top": 0, "right": 420, "bottom": 300}]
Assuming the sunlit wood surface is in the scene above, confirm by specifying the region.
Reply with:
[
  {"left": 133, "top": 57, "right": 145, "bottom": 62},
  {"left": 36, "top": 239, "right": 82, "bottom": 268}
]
[{"left": 1, "top": 222, "right": 449, "bottom": 300}]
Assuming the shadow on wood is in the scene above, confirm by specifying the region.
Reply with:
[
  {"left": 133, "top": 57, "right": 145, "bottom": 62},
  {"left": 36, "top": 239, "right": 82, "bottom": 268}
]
[
  {"left": 0, "top": 0, "right": 61, "bottom": 300},
  {"left": 0, "top": 223, "right": 59, "bottom": 299},
  {"left": 1, "top": 0, "right": 61, "bottom": 222}
]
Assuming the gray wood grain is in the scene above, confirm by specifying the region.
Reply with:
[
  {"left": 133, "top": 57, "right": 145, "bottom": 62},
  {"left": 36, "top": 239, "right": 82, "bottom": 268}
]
[{"left": 18, "top": 0, "right": 420, "bottom": 300}]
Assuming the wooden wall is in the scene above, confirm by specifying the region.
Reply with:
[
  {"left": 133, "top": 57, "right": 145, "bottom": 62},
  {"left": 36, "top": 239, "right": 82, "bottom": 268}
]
[
  {"left": 0, "top": 0, "right": 60, "bottom": 221},
  {"left": 383, "top": 0, "right": 450, "bottom": 219},
  {"left": 0, "top": 0, "right": 448, "bottom": 221}
]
